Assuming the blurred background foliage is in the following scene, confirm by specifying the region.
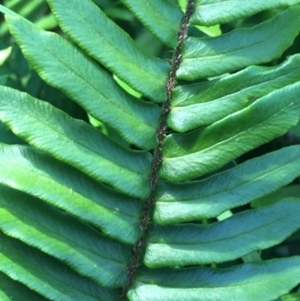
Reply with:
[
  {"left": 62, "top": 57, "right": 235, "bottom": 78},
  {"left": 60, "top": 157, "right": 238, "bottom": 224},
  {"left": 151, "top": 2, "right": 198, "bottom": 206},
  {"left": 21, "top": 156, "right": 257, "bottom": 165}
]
[{"left": 0, "top": 1, "right": 300, "bottom": 299}]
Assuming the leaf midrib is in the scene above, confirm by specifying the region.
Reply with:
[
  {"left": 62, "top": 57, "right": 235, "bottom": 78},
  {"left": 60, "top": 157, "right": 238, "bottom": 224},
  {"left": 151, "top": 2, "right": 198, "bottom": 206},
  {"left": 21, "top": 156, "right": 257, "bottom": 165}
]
[
  {"left": 2, "top": 208, "right": 126, "bottom": 265},
  {"left": 39, "top": 36, "right": 157, "bottom": 131},
  {"left": 184, "top": 14, "right": 294, "bottom": 60},
  {"left": 149, "top": 211, "right": 293, "bottom": 246},
  {"left": 3, "top": 153, "right": 139, "bottom": 219},
  {"left": 173, "top": 68, "right": 299, "bottom": 108},
  {"left": 11, "top": 99, "right": 147, "bottom": 178},
  {"left": 166, "top": 99, "right": 295, "bottom": 159},
  {"left": 158, "top": 160, "right": 294, "bottom": 203},
  {"left": 78, "top": 12, "right": 167, "bottom": 92}
]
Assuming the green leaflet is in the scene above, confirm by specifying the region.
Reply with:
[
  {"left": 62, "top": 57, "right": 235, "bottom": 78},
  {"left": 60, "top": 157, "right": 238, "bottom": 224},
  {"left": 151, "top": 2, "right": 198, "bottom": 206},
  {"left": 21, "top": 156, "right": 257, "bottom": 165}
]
[
  {"left": 121, "top": 0, "right": 183, "bottom": 48},
  {"left": 161, "top": 82, "right": 300, "bottom": 182},
  {"left": 0, "top": 5, "right": 20, "bottom": 18},
  {"left": 0, "top": 185, "right": 129, "bottom": 288},
  {"left": 47, "top": 0, "right": 169, "bottom": 102},
  {"left": 191, "top": 0, "right": 300, "bottom": 26},
  {"left": 0, "top": 231, "right": 118, "bottom": 301},
  {"left": 5, "top": 14, "right": 160, "bottom": 150},
  {"left": 0, "top": 0, "right": 299, "bottom": 300},
  {"left": 129, "top": 257, "right": 300, "bottom": 301},
  {"left": 0, "top": 144, "right": 142, "bottom": 244},
  {"left": 0, "top": 86, "right": 152, "bottom": 199},
  {"left": 155, "top": 146, "right": 300, "bottom": 224},
  {"left": 0, "top": 272, "right": 47, "bottom": 301},
  {"left": 146, "top": 199, "right": 300, "bottom": 267},
  {"left": 169, "top": 54, "right": 300, "bottom": 132},
  {"left": 177, "top": 6, "right": 300, "bottom": 80}
]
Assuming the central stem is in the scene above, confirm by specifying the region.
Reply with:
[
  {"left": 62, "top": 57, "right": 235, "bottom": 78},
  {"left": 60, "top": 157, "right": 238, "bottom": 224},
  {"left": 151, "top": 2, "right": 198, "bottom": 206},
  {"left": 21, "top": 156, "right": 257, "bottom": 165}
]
[{"left": 120, "top": 1, "right": 195, "bottom": 300}]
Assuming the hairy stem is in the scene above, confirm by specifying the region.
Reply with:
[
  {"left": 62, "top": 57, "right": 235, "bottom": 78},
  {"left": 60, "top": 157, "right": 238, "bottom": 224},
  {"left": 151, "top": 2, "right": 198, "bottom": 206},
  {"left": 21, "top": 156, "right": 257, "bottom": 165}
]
[{"left": 120, "top": 1, "right": 195, "bottom": 299}]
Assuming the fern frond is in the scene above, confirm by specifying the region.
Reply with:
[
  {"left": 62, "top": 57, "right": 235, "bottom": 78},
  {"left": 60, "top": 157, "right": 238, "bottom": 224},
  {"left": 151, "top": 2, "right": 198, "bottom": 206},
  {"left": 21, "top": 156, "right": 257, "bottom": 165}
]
[
  {"left": 170, "top": 54, "right": 300, "bottom": 131},
  {"left": 6, "top": 15, "right": 160, "bottom": 149},
  {"left": 0, "top": 87, "right": 152, "bottom": 198},
  {"left": 162, "top": 83, "right": 300, "bottom": 181},
  {"left": 178, "top": 6, "right": 300, "bottom": 80},
  {"left": 130, "top": 257, "right": 300, "bottom": 301},
  {"left": 155, "top": 145, "right": 300, "bottom": 223},
  {"left": 47, "top": 0, "right": 170, "bottom": 102},
  {"left": 0, "top": 0, "right": 299, "bottom": 300}
]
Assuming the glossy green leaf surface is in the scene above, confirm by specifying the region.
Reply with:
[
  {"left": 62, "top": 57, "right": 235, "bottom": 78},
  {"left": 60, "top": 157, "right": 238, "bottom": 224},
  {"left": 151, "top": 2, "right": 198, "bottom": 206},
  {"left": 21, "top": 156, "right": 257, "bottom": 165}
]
[
  {"left": 0, "top": 185, "right": 129, "bottom": 287},
  {"left": 0, "top": 86, "right": 152, "bottom": 199},
  {"left": 0, "top": 272, "right": 47, "bottom": 301},
  {"left": 0, "top": 0, "right": 300, "bottom": 300},
  {"left": 169, "top": 54, "right": 300, "bottom": 132},
  {"left": 191, "top": 0, "right": 300, "bottom": 26},
  {"left": 5, "top": 14, "right": 160, "bottom": 149},
  {"left": 177, "top": 6, "right": 300, "bottom": 80},
  {"left": 121, "top": 0, "right": 183, "bottom": 48},
  {"left": 47, "top": 0, "right": 169, "bottom": 102},
  {"left": 146, "top": 199, "right": 300, "bottom": 267},
  {"left": 155, "top": 146, "right": 300, "bottom": 224},
  {"left": 0, "top": 143, "right": 142, "bottom": 244},
  {"left": 0, "top": 231, "right": 118, "bottom": 301},
  {"left": 130, "top": 257, "right": 300, "bottom": 301},
  {"left": 161, "top": 82, "right": 300, "bottom": 182}
]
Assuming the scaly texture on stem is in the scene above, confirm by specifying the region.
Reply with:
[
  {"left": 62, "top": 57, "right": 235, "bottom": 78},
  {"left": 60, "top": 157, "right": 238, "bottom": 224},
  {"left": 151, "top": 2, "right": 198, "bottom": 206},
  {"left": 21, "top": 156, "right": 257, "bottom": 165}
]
[{"left": 120, "top": 1, "right": 196, "bottom": 300}]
